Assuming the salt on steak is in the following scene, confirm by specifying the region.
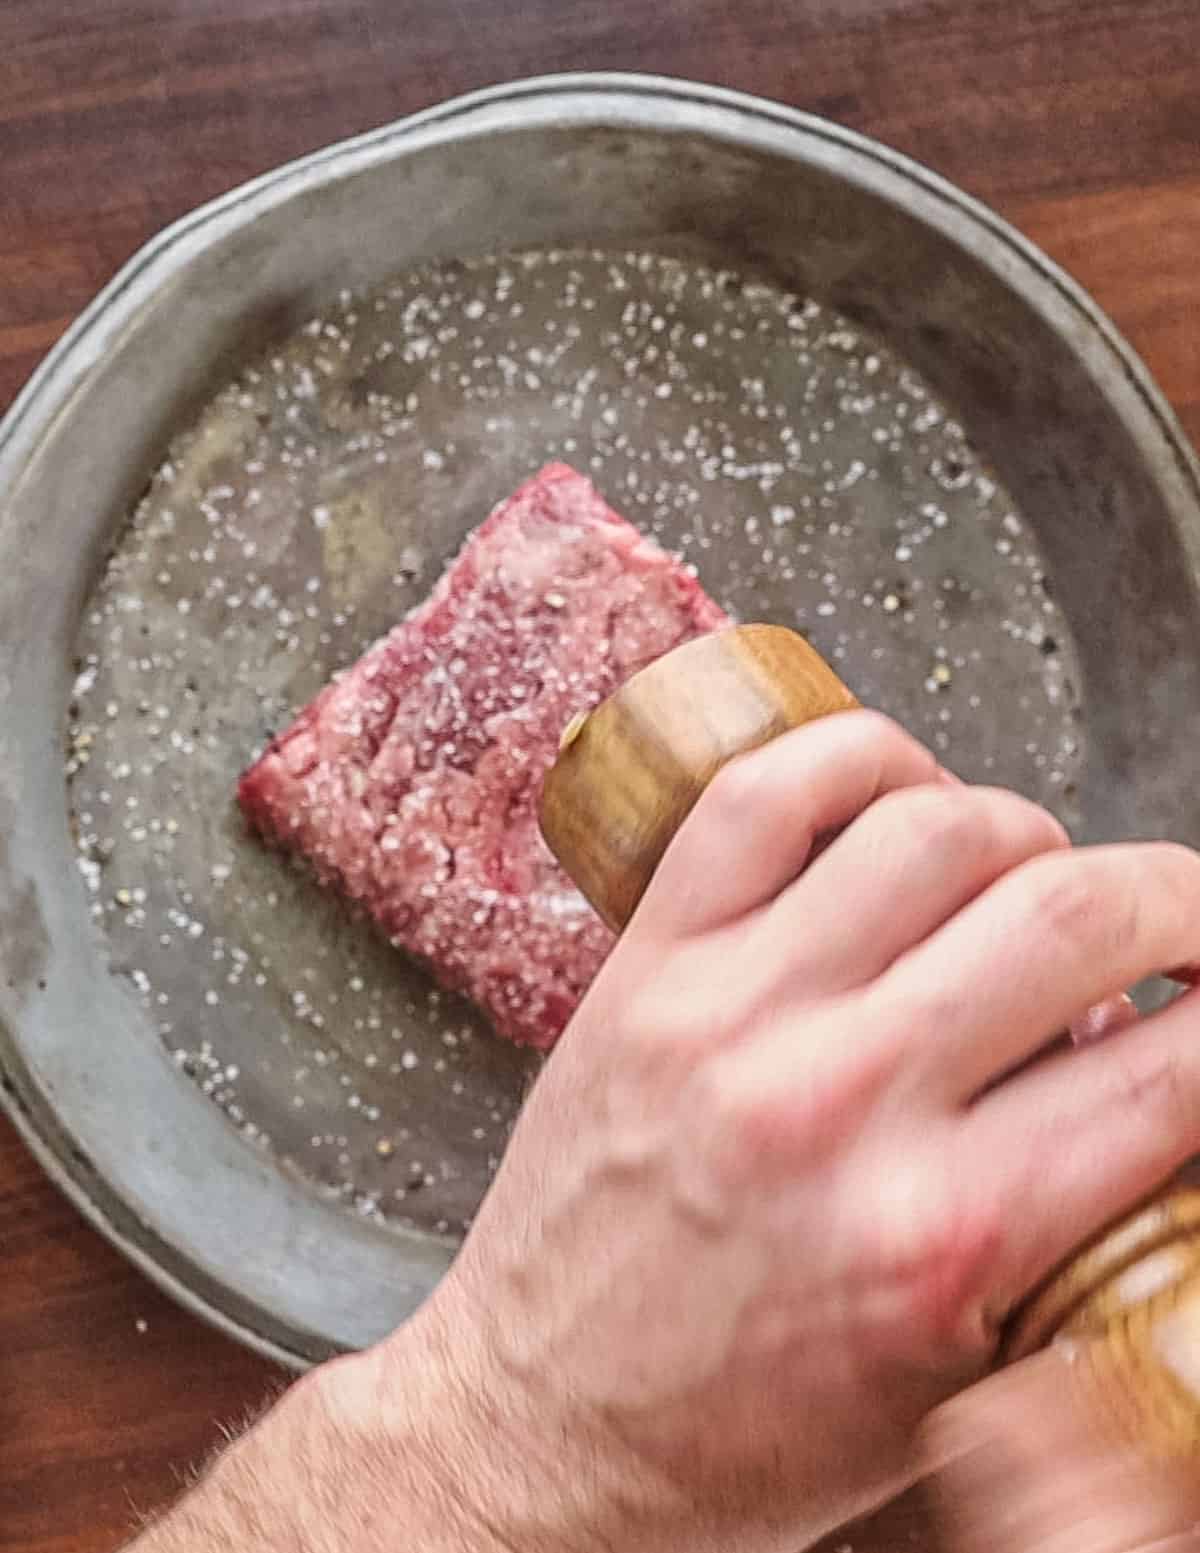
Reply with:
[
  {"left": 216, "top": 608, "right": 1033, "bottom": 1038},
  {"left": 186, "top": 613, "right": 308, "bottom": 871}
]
[{"left": 238, "top": 463, "right": 730, "bottom": 1048}]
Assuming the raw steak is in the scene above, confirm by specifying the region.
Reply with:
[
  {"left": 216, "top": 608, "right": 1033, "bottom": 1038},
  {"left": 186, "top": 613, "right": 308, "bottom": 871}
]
[{"left": 238, "top": 463, "right": 729, "bottom": 1048}]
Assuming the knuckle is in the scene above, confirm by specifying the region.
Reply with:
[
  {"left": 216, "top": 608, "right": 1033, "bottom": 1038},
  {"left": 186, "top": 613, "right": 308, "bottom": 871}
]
[
  {"left": 1145, "top": 840, "right": 1200, "bottom": 904},
  {"left": 988, "top": 787, "right": 1070, "bottom": 851},
  {"left": 871, "top": 785, "right": 1066, "bottom": 868},
  {"left": 872, "top": 785, "right": 980, "bottom": 856},
  {"left": 1015, "top": 842, "right": 1200, "bottom": 969},
  {"left": 697, "top": 709, "right": 936, "bottom": 842},
  {"left": 700, "top": 747, "right": 771, "bottom": 828},
  {"left": 1017, "top": 856, "right": 1118, "bottom": 959},
  {"left": 868, "top": 1163, "right": 1004, "bottom": 1356},
  {"left": 695, "top": 1034, "right": 900, "bottom": 1191},
  {"left": 690, "top": 1048, "right": 815, "bottom": 1180},
  {"left": 702, "top": 1078, "right": 830, "bottom": 1192},
  {"left": 840, "top": 708, "right": 939, "bottom": 781},
  {"left": 844, "top": 706, "right": 926, "bottom": 757},
  {"left": 1120, "top": 1043, "right": 1200, "bottom": 1147},
  {"left": 865, "top": 971, "right": 965, "bottom": 1046}
]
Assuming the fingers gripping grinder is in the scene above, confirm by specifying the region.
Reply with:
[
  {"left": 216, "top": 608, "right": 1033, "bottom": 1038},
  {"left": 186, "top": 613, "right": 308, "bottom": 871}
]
[{"left": 539, "top": 623, "right": 1200, "bottom": 1460}]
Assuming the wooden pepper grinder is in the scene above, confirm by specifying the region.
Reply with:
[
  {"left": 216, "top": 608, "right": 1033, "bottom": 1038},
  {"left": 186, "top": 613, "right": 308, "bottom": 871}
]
[{"left": 539, "top": 622, "right": 1200, "bottom": 1461}]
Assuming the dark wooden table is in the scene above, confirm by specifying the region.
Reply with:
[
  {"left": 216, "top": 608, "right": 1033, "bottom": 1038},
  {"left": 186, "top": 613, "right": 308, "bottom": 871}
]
[{"left": 2, "top": 3, "right": 1198, "bottom": 1548}]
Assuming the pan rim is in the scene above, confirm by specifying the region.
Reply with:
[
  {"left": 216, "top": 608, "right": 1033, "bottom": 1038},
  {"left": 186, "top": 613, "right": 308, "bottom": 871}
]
[{"left": 2, "top": 72, "right": 1197, "bottom": 1366}]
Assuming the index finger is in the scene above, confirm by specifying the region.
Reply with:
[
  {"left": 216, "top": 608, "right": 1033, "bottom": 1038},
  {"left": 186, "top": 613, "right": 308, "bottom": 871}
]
[{"left": 635, "top": 710, "right": 940, "bottom": 939}]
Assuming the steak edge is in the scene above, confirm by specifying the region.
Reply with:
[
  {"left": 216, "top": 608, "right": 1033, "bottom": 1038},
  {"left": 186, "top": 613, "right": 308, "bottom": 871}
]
[{"left": 237, "top": 462, "right": 730, "bottom": 1047}]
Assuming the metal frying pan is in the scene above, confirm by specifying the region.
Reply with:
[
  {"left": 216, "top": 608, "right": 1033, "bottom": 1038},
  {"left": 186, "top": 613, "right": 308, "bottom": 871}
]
[{"left": 2, "top": 75, "right": 1199, "bottom": 1366}]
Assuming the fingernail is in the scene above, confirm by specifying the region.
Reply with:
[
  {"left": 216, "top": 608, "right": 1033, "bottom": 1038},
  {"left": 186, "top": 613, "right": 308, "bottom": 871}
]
[{"left": 1069, "top": 993, "right": 1138, "bottom": 1046}]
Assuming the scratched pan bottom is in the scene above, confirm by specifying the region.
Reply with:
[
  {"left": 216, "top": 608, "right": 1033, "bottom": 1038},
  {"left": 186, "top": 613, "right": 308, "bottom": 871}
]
[{"left": 3, "top": 80, "right": 1200, "bottom": 1365}]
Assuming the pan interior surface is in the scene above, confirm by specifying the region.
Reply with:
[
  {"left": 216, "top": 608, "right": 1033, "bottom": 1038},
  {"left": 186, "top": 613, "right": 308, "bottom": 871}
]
[
  {"left": 66, "top": 246, "right": 1082, "bottom": 1234},
  {"left": 3, "top": 79, "right": 1199, "bottom": 1364}
]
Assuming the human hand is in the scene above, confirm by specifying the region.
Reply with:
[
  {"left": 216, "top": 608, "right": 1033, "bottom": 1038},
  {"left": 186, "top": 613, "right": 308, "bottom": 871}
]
[
  {"left": 923, "top": 1343, "right": 1200, "bottom": 1553},
  {"left": 355, "top": 708, "right": 1200, "bottom": 1552},
  {"left": 136, "top": 711, "right": 1200, "bottom": 1553}
]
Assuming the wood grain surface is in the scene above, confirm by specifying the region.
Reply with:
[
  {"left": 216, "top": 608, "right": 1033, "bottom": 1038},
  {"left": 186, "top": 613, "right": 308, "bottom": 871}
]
[
  {"left": 2, "top": 2, "right": 1198, "bottom": 1548},
  {"left": 541, "top": 626, "right": 858, "bottom": 932}
]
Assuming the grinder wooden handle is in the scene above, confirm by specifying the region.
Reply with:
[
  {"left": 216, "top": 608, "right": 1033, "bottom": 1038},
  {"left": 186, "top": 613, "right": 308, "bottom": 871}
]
[
  {"left": 538, "top": 622, "right": 1200, "bottom": 1463},
  {"left": 538, "top": 624, "right": 858, "bottom": 933}
]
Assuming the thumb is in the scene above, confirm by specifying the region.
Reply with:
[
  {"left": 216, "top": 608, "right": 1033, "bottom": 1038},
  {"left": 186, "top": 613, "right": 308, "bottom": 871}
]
[{"left": 920, "top": 1344, "right": 1200, "bottom": 1553}]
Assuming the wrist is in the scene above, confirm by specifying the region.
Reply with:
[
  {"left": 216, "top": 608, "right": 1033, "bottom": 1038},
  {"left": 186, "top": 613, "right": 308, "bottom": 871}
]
[
  {"left": 357, "top": 1291, "right": 668, "bottom": 1553},
  {"left": 308, "top": 1311, "right": 525, "bottom": 1553},
  {"left": 130, "top": 1319, "right": 514, "bottom": 1553},
  {"left": 132, "top": 1285, "right": 682, "bottom": 1553}
]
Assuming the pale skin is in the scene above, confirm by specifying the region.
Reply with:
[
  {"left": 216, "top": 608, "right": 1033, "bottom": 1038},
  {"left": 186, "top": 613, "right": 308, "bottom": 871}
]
[
  {"left": 132, "top": 711, "right": 1200, "bottom": 1552},
  {"left": 926, "top": 1345, "right": 1200, "bottom": 1552}
]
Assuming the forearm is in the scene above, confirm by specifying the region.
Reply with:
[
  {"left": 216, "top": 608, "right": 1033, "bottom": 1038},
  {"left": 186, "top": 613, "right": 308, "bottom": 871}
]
[
  {"left": 126, "top": 1305, "right": 662, "bottom": 1553},
  {"left": 127, "top": 1388, "right": 327, "bottom": 1552},
  {"left": 128, "top": 1334, "right": 500, "bottom": 1553}
]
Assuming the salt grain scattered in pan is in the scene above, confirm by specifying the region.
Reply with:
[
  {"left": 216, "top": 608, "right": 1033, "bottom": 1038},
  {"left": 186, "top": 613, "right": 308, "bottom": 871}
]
[{"left": 65, "top": 246, "right": 1082, "bottom": 1238}]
